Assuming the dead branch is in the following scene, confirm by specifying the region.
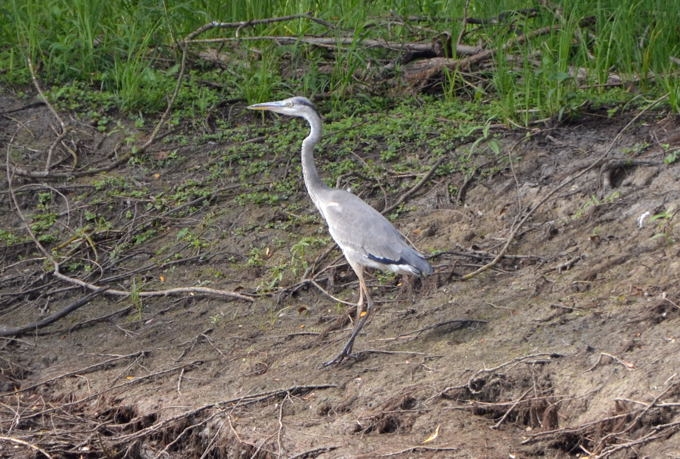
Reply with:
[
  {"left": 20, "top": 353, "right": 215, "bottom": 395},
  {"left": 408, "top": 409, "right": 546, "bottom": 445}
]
[
  {"left": 382, "top": 156, "right": 446, "bottom": 214},
  {"left": 0, "top": 435, "right": 53, "bottom": 459},
  {"left": 289, "top": 445, "right": 340, "bottom": 459},
  {"left": 439, "top": 352, "right": 564, "bottom": 397},
  {"left": 184, "top": 13, "right": 334, "bottom": 42},
  {"left": 596, "top": 419, "right": 680, "bottom": 457},
  {"left": 308, "top": 279, "right": 356, "bottom": 306},
  {"left": 587, "top": 352, "right": 636, "bottom": 372},
  {"left": 4, "top": 351, "right": 148, "bottom": 395},
  {"left": 159, "top": 410, "right": 223, "bottom": 458},
  {"left": 6, "top": 147, "right": 252, "bottom": 327},
  {"left": 461, "top": 93, "right": 669, "bottom": 281},
  {"left": 593, "top": 377, "right": 677, "bottom": 453},
  {"left": 405, "top": 25, "right": 560, "bottom": 89},
  {"left": 521, "top": 378, "right": 680, "bottom": 455},
  {"left": 356, "top": 349, "right": 432, "bottom": 359},
  {"left": 522, "top": 412, "right": 630, "bottom": 443},
  {"left": 189, "top": 35, "right": 481, "bottom": 56},
  {"left": 276, "top": 392, "right": 292, "bottom": 457},
  {"left": 110, "top": 384, "right": 336, "bottom": 445},
  {"left": 380, "top": 446, "right": 459, "bottom": 456},
  {"left": 490, "top": 387, "right": 533, "bottom": 429},
  {"left": 23, "top": 361, "right": 203, "bottom": 421},
  {"left": 26, "top": 58, "right": 67, "bottom": 174},
  {"left": 0, "top": 287, "right": 109, "bottom": 337},
  {"left": 391, "top": 318, "right": 488, "bottom": 341}
]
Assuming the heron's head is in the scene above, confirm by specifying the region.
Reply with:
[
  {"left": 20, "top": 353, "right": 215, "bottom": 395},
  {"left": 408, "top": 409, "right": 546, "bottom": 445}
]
[{"left": 247, "top": 96, "right": 317, "bottom": 119}]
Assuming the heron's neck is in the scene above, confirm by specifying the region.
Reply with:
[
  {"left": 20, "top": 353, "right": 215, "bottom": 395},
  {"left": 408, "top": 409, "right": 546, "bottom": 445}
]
[{"left": 301, "top": 113, "right": 329, "bottom": 208}]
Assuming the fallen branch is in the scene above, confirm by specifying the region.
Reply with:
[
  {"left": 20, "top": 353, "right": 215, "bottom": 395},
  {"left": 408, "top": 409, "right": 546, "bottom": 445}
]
[
  {"left": 382, "top": 156, "right": 446, "bottom": 215},
  {"left": 596, "top": 419, "right": 680, "bottom": 457},
  {"left": 0, "top": 287, "right": 109, "bottom": 337},
  {"left": 391, "top": 318, "right": 488, "bottom": 341},
  {"left": 23, "top": 361, "right": 203, "bottom": 421},
  {"left": 593, "top": 377, "right": 677, "bottom": 453},
  {"left": 405, "top": 25, "right": 560, "bottom": 89},
  {"left": 0, "top": 436, "right": 53, "bottom": 459},
  {"left": 490, "top": 387, "right": 533, "bottom": 429},
  {"left": 440, "top": 352, "right": 564, "bottom": 396},
  {"left": 460, "top": 93, "right": 669, "bottom": 281},
  {"left": 184, "top": 13, "right": 334, "bottom": 42},
  {"left": 587, "top": 352, "right": 636, "bottom": 372},
  {"left": 2, "top": 351, "right": 149, "bottom": 395},
  {"left": 289, "top": 445, "right": 340, "bottom": 459},
  {"left": 111, "top": 384, "right": 337, "bottom": 444},
  {"left": 190, "top": 35, "right": 481, "bottom": 56},
  {"left": 380, "top": 446, "right": 459, "bottom": 456}
]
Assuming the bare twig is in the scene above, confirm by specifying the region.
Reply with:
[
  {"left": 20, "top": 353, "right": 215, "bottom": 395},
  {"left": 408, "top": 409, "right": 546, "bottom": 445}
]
[
  {"left": 461, "top": 93, "right": 669, "bottom": 281},
  {"left": 276, "top": 392, "right": 292, "bottom": 457},
  {"left": 308, "top": 279, "right": 356, "bottom": 306},
  {"left": 490, "top": 387, "right": 533, "bottom": 429},
  {"left": 184, "top": 14, "right": 333, "bottom": 42},
  {"left": 382, "top": 157, "right": 446, "bottom": 214},
  {"left": 596, "top": 419, "right": 680, "bottom": 457},
  {"left": 587, "top": 352, "right": 635, "bottom": 372},
  {"left": 0, "top": 435, "right": 52, "bottom": 459},
  {"left": 593, "top": 377, "right": 677, "bottom": 452},
  {"left": 455, "top": 0, "right": 472, "bottom": 56},
  {"left": 289, "top": 446, "right": 340, "bottom": 459},
  {"left": 6, "top": 151, "right": 252, "bottom": 308},
  {"left": 111, "top": 384, "right": 336, "bottom": 444},
  {"left": 26, "top": 58, "right": 68, "bottom": 173},
  {"left": 0, "top": 287, "right": 109, "bottom": 337},
  {"left": 380, "top": 446, "right": 459, "bottom": 456},
  {"left": 391, "top": 319, "right": 488, "bottom": 340},
  {"left": 439, "top": 352, "right": 564, "bottom": 396},
  {"left": 3, "top": 351, "right": 149, "bottom": 396}
]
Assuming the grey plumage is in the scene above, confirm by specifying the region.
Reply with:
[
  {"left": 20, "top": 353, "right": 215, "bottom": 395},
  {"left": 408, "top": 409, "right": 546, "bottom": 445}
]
[{"left": 248, "top": 96, "right": 432, "bottom": 365}]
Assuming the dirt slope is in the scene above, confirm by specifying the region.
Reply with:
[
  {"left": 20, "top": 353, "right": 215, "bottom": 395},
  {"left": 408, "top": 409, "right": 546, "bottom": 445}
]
[{"left": 1, "top": 95, "right": 680, "bottom": 458}]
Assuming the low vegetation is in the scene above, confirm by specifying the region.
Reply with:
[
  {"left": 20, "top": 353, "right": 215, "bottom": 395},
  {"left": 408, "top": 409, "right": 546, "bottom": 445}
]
[{"left": 2, "top": 0, "right": 679, "bottom": 121}]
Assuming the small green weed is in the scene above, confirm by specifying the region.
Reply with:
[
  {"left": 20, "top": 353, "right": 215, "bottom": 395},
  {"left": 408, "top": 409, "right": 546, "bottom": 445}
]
[
  {"left": 129, "top": 277, "right": 143, "bottom": 321},
  {"left": 663, "top": 150, "right": 680, "bottom": 165},
  {"left": 572, "top": 191, "right": 621, "bottom": 220}
]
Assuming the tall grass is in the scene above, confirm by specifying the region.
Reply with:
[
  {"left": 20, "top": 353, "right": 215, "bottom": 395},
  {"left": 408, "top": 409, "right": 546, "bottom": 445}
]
[{"left": 1, "top": 0, "right": 678, "bottom": 120}]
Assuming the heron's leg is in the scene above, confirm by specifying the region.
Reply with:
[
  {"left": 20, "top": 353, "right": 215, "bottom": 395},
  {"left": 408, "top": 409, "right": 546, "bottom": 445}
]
[{"left": 323, "top": 263, "right": 372, "bottom": 366}]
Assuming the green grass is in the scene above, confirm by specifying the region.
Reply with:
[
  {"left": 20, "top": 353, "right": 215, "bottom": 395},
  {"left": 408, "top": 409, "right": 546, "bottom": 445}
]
[{"left": 1, "top": 0, "right": 679, "bottom": 122}]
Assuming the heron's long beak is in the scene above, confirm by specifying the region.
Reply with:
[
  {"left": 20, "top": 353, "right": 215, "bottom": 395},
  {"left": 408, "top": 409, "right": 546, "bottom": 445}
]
[{"left": 247, "top": 100, "right": 286, "bottom": 111}]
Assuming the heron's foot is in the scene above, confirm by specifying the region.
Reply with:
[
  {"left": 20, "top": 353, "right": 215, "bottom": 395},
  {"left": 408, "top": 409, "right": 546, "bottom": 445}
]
[
  {"left": 322, "top": 339, "right": 359, "bottom": 367},
  {"left": 321, "top": 350, "right": 361, "bottom": 367}
]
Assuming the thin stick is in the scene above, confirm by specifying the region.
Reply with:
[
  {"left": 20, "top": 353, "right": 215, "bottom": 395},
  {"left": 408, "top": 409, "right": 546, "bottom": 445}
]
[
  {"left": 0, "top": 287, "right": 109, "bottom": 337},
  {"left": 455, "top": 0, "right": 472, "bottom": 56},
  {"left": 462, "top": 92, "right": 668, "bottom": 281},
  {"left": 0, "top": 436, "right": 52, "bottom": 459},
  {"left": 184, "top": 14, "right": 334, "bottom": 42},
  {"left": 112, "top": 384, "right": 337, "bottom": 444},
  {"left": 3, "top": 351, "right": 148, "bottom": 395},
  {"left": 380, "top": 446, "right": 459, "bottom": 456},
  {"left": 490, "top": 387, "right": 532, "bottom": 429},
  {"left": 594, "top": 377, "right": 677, "bottom": 451},
  {"left": 382, "top": 157, "right": 445, "bottom": 214},
  {"left": 309, "top": 279, "right": 356, "bottom": 306}
]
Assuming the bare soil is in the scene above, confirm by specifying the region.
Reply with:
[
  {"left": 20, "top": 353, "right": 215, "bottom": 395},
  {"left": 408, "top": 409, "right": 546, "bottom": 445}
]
[{"left": 1, "top": 93, "right": 680, "bottom": 458}]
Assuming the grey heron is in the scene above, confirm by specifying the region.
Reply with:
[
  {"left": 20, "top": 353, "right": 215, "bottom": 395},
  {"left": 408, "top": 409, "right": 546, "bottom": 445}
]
[{"left": 248, "top": 96, "right": 432, "bottom": 365}]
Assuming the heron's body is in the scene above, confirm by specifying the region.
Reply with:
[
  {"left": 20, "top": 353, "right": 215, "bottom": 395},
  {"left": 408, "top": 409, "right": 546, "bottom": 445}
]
[
  {"left": 316, "top": 187, "right": 431, "bottom": 276},
  {"left": 248, "top": 96, "right": 432, "bottom": 365}
]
